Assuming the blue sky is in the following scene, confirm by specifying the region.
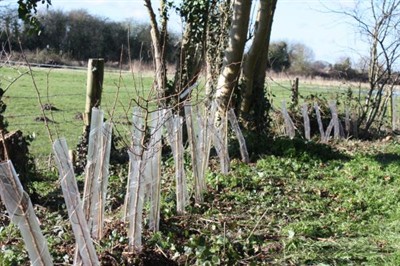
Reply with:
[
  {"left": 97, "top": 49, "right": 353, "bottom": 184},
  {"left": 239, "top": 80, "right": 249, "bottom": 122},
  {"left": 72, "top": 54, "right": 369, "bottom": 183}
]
[
  {"left": 5, "top": 0, "right": 367, "bottom": 64},
  {"left": 272, "top": 0, "right": 366, "bottom": 64}
]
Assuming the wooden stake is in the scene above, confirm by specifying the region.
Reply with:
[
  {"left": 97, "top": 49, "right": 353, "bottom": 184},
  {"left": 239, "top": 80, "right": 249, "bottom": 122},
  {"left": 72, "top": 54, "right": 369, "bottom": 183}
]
[
  {"left": 291, "top": 77, "right": 299, "bottom": 107},
  {"left": 84, "top": 58, "right": 104, "bottom": 128}
]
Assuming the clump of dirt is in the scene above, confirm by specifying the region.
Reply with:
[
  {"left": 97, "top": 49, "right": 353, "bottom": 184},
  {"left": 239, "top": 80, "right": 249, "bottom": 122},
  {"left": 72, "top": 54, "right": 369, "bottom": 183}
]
[
  {"left": 74, "top": 112, "right": 83, "bottom": 120},
  {"left": 34, "top": 116, "right": 57, "bottom": 123},
  {"left": 41, "top": 103, "right": 60, "bottom": 111}
]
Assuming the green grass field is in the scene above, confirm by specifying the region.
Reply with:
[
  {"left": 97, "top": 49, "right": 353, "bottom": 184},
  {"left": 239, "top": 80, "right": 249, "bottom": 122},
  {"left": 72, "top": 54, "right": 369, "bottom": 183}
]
[
  {"left": 2, "top": 66, "right": 400, "bottom": 164},
  {"left": 267, "top": 76, "right": 354, "bottom": 105},
  {"left": 1, "top": 66, "right": 155, "bottom": 162}
]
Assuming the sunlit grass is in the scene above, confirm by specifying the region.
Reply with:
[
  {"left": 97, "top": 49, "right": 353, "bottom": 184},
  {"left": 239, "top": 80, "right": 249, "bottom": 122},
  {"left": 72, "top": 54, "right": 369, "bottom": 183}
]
[
  {"left": 221, "top": 140, "right": 400, "bottom": 264},
  {"left": 2, "top": 65, "right": 399, "bottom": 162},
  {"left": 1, "top": 66, "right": 153, "bottom": 161}
]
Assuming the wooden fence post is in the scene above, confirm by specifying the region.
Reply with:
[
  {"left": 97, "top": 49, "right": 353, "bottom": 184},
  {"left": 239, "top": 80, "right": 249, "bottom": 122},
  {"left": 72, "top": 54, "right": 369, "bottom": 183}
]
[
  {"left": 291, "top": 77, "right": 299, "bottom": 107},
  {"left": 84, "top": 58, "right": 104, "bottom": 128}
]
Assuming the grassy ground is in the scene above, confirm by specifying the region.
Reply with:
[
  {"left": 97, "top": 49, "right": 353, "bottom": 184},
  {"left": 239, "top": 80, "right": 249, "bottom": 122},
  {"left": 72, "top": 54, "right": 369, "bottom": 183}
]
[
  {"left": 1, "top": 138, "right": 400, "bottom": 265},
  {"left": 4, "top": 65, "right": 400, "bottom": 150},
  {"left": 2, "top": 65, "right": 400, "bottom": 264},
  {"left": 1, "top": 66, "right": 153, "bottom": 165},
  {"left": 1, "top": 66, "right": 380, "bottom": 164}
]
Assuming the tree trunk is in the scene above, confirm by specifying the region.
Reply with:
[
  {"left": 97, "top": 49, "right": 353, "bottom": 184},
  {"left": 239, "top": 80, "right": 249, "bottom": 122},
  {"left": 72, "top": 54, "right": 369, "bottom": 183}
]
[
  {"left": 215, "top": 0, "right": 252, "bottom": 121},
  {"left": 144, "top": 0, "right": 168, "bottom": 107},
  {"left": 239, "top": 0, "right": 277, "bottom": 129},
  {"left": 205, "top": 0, "right": 230, "bottom": 106}
]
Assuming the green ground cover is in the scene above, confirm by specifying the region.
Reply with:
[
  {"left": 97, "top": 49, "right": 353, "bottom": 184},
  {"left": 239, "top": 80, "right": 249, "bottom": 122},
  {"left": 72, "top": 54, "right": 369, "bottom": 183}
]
[
  {"left": 1, "top": 138, "right": 400, "bottom": 265},
  {"left": 2, "top": 66, "right": 400, "bottom": 265}
]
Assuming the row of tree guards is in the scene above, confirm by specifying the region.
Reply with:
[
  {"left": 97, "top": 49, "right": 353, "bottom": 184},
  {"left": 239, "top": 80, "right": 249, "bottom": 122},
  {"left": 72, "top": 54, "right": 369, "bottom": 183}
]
[
  {"left": 0, "top": 56, "right": 250, "bottom": 264},
  {"left": 0, "top": 103, "right": 248, "bottom": 264},
  {"left": 0, "top": 62, "right": 365, "bottom": 266},
  {"left": 281, "top": 100, "right": 357, "bottom": 141},
  {"left": 0, "top": 57, "right": 361, "bottom": 264}
]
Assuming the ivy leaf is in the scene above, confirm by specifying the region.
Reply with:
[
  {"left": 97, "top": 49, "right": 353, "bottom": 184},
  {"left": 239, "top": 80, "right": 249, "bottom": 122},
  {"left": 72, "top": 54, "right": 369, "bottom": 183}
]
[{"left": 17, "top": 0, "right": 52, "bottom": 33}]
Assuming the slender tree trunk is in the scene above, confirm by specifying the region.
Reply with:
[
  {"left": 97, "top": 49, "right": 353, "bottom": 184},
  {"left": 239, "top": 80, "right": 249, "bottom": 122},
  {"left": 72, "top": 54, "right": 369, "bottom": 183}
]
[
  {"left": 215, "top": 0, "right": 252, "bottom": 121},
  {"left": 249, "top": 2, "right": 277, "bottom": 132},
  {"left": 360, "top": 31, "right": 379, "bottom": 127},
  {"left": 144, "top": 0, "right": 168, "bottom": 107},
  {"left": 252, "top": 47, "right": 271, "bottom": 131},
  {"left": 205, "top": 0, "right": 230, "bottom": 106}
]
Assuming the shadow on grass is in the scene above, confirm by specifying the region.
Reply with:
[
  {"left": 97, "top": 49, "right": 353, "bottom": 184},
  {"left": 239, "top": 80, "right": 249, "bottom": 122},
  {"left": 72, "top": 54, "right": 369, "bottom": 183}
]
[
  {"left": 372, "top": 152, "right": 400, "bottom": 166},
  {"left": 231, "top": 133, "right": 351, "bottom": 162}
]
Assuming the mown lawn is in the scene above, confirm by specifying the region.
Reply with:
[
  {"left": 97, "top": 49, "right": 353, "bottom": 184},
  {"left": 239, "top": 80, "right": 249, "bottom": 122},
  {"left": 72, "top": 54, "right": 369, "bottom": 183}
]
[{"left": 1, "top": 137, "right": 400, "bottom": 265}]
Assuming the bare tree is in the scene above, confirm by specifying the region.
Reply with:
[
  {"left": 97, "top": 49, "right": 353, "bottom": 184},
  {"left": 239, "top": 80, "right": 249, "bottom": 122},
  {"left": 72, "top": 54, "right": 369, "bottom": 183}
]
[{"left": 340, "top": 0, "right": 400, "bottom": 132}]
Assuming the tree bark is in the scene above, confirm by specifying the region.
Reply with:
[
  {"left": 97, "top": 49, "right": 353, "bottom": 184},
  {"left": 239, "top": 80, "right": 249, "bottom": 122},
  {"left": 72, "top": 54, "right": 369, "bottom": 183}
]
[
  {"left": 239, "top": 0, "right": 277, "bottom": 127},
  {"left": 214, "top": 0, "right": 252, "bottom": 122},
  {"left": 144, "top": 0, "right": 168, "bottom": 107},
  {"left": 205, "top": 0, "right": 230, "bottom": 106}
]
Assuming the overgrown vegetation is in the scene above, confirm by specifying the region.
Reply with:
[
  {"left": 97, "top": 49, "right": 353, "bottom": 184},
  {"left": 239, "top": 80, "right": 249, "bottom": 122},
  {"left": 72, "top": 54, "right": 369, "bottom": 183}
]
[
  {"left": 2, "top": 138, "right": 400, "bottom": 265},
  {"left": 2, "top": 1, "right": 400, "bottom": 264}
]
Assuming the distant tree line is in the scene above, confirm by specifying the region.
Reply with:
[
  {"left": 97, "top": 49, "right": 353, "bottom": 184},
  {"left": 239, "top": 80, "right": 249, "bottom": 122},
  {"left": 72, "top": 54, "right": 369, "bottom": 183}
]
[
  {"left": 0, "top": 6, "right": 368, "bottom": 82},
  {"left": 268, "top": 40, "right": 369, "bottom": 82},
  {"left": 0, "top": 8, "right": 179, "bottom": 64}
]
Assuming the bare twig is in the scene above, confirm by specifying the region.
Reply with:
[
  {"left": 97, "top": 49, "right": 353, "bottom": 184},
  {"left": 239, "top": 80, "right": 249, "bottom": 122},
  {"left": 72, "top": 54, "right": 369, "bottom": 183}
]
[
  {"left": 246, "top": 209, "right": 268, "bottom": 242},
  {"left": 18, "top": 40, "right": 54, "bottom": 144}
]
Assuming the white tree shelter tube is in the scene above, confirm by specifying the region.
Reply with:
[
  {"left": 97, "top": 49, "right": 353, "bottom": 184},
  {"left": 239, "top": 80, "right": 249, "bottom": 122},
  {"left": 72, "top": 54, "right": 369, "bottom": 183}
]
[
  {"left": 125, "top": 107, "right": 146, "bottom": 251},
  {"left": 146, "top": 110, "right": 163, "bottom": 232},
  {"left": 281, "top": 101, "right": 295, "bottom": 139},
  {"left": 302, "top": 103, "right": 311, "bottom": 141},
  {"left": 82, "top": 107, "right": 103, "bottom": 235},
  {"left": 53, "top": 138, "right": 100, "bottom": 266},
  {"left": 228, "top": 109, "right": 250, "bottom": 163},
  {"left": 0, "top": 161, "right": 53, "bottom": 266},
  {"left": 164, "top": 111, "right": 188, "bottom": 214},
  {"left": 184, "top": 103, "right": 204, "bottom": 203}
]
